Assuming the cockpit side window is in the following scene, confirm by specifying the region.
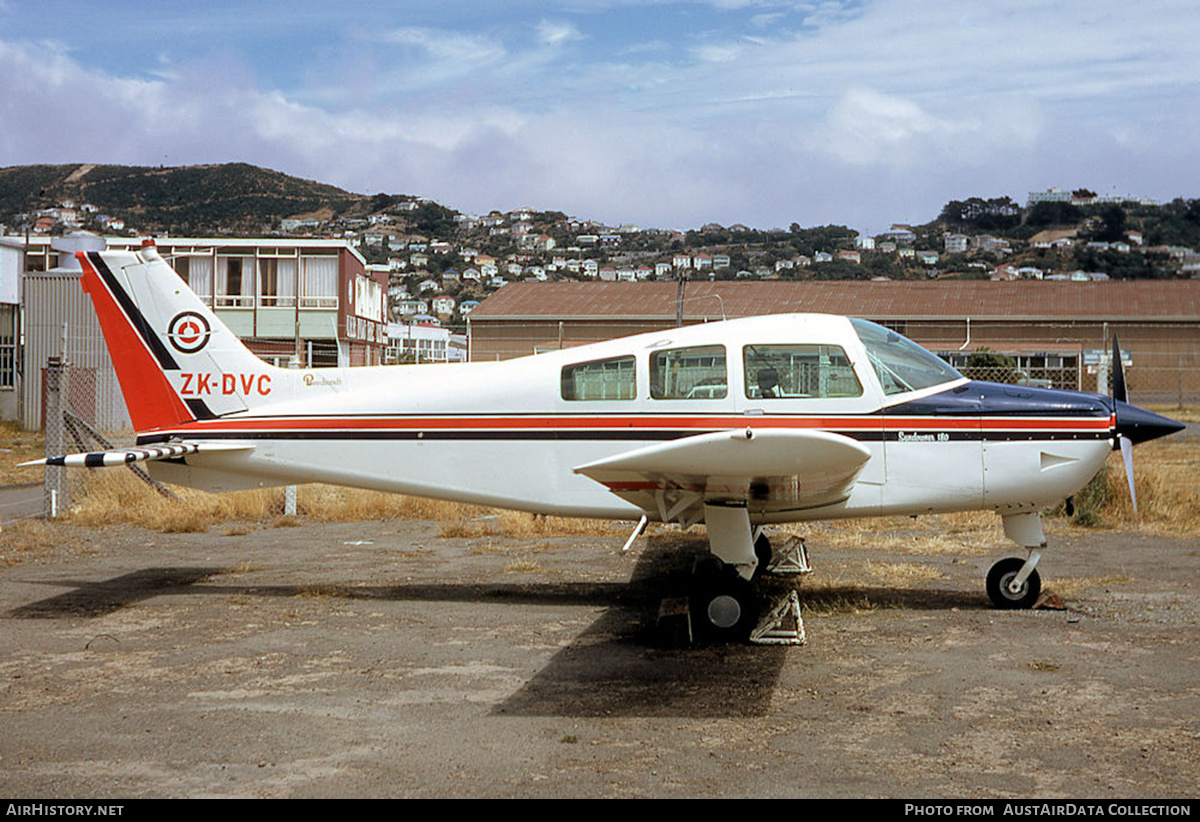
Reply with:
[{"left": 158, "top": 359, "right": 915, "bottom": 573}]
[
  {"left": 561, "top": 356, "right": 636, "bottom": 401},
  {"left": 850, "top": 318, "right": 963, "bottom": 395},
  {"left": 743, "top": 344, "right": 863, "bottom": 399},
  {"left": 650, "top": 344, "right": 727, "bottom": 399}
]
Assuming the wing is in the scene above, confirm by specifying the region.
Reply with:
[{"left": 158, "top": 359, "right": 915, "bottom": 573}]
[
  {"left": 22, "top": 442, "right": 254, "bottom": 468},
  {"left": 574, "top": 428, "right": 871, "bottom": 526}
]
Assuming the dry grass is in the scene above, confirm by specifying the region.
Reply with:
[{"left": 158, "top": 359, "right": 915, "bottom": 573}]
[
  {"left": 439, "top": 511, "right": 620, "bottom": 540},
  {"left": 27, "top": 438, "right": 1200, "bottom": 542},
  {"left": 0, "top": 519, "right": 58, "bottom": 565},
  {"left": 503, "top": 560, "right": 553, "bottom": 574},
  {"left": 1048, "top": 574, "right": 1134, "bottom": 600},
  {"left": 783, "top": 510, "right": 1006, "bottom": 558},
  {"left": 1077, "top": 442, "right": 1200, "bottom": 536},
  {"left": 0, "top": 422, "right": 47, "bottom": 485},
  {"left": 61, "top": 472, "right": 621, "bottom": 538}
]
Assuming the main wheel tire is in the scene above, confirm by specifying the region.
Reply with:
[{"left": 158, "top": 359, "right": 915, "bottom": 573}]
[
  {"left": 753, "top": 532, "right": 772, "bottom": 578},
  {"left": 691, "top": 570, "right": 760, "bottom": 643},
  {"left": 986, "top": 557, "right": 1042, "bottom": 610}
]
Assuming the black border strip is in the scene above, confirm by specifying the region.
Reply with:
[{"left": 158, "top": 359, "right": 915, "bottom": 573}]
[
  {"left": 137, "top": 429, "right": 1111, "bottom": 445},
  {"left": 88, "top": 252, "right": 180, "bottom": 371}
]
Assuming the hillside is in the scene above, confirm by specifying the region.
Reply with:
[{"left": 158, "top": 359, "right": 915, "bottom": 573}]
[
  {"left": 0, "top": 162, "right": 370, "bottom": 235},
  {"left": 1, "top": 163, "right": 1197, "bottom": 282}
]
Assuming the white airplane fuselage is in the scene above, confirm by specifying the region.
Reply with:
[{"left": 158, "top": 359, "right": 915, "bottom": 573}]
[{"left": 138, "top": 314, "right": 1114, "bottom": 524}]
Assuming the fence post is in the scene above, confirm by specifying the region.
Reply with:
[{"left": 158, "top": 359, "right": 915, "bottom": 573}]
[
  {"left": 284, "top": 356, "right": 299, "bottom": 516},
  {"left": 43, "top": 357, "right": 70, "bottom": 518}
]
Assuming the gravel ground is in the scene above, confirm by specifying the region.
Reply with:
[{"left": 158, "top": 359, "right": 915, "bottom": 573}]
[{"left": 0, "top": 515, "right": 1197, "bottom": 799}]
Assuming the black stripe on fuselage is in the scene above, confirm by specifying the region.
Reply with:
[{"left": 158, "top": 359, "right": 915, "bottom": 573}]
[
  {"left": 136, "top": 428, "right": 1111, "bottom": 445},
  {"left": 87, "top": 252, "right": 180, "bottom": 371}
]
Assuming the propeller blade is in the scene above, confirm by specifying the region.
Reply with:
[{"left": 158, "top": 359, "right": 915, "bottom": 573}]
[
  {"left": 1111, "top": 335, "right": 1128, "bottom": 404},
  {"left": 1119, "top": 435, "right": 1138, "bottom": 520}
]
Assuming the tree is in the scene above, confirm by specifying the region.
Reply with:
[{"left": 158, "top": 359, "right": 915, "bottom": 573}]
[{"left": 1093, "top": 205, "right": 1127, "bottom": 243}]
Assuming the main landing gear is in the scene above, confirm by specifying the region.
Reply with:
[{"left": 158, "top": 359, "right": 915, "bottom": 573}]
[
  {"left": 986, "top": 512, "right": 1045, "bottom": 610},
  {"left": 690, "top": 558, "right": 761, "bottom": 643},
  {"left": 683, "top": 504, "right": 808, "bottom": 644}
]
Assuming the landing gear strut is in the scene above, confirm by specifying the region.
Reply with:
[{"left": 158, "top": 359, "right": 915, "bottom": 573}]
[
  {"left": 988, "top": 512, "right": 1046, "bottom": 609},
  {"left": 683, "top": 505, "right": 804, "bottom": 644}
]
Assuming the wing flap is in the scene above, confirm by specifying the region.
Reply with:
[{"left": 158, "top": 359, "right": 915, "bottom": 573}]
[
  {"left": 22, "top": 442, "right": 254, "bottom": 468},
  {"left": 574, "top": 428, "right": 871, "bottom": 518}
]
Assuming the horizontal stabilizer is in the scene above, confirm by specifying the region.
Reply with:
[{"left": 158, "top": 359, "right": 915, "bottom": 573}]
[{"left": 22, "top": 442, "right": 253, "bottom": 468}]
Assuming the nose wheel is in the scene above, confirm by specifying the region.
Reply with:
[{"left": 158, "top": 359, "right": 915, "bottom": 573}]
[{"left": 986, "top": 556, "right": 1042, "bottom": 609}]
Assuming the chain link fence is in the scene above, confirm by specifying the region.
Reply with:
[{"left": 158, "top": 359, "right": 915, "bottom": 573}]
[
  {"left": 1120, "top": 352, "right": 1200, "bottom": 407},
  {"left": 961, "top": 354, "right": 1200, "bottom": 407},
  {"left": 41, "top": 358, "right": 170, "bottom": 518}
]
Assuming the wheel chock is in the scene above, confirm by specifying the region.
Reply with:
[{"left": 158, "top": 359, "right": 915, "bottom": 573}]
[
  {"left": 656, "top": 596, "right": 693, "bottom": 648},
  {"left": 767, "top": 536, "right": 812, "bottom": 576},
  {"left": 750, "top": 590, "right": 806, "bottom": 645}
]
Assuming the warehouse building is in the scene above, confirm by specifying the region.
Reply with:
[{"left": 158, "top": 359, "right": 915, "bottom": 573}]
[{"left": 466, "top": 280, "right": 1200, "bottom": 402}]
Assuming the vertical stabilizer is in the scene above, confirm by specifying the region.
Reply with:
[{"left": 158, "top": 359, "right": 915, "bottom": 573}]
[{"left": 79, "top": 241, "right": 285, "bottom": 432}]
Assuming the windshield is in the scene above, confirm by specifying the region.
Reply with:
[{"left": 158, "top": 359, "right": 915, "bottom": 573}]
[{"left": 850, "top": 318, "right": 963, "bottom": 396}]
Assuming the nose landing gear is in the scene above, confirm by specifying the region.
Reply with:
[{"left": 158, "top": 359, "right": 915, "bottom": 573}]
[{"left": 986, "top": 555, "right": 1042, "bottom": 609}]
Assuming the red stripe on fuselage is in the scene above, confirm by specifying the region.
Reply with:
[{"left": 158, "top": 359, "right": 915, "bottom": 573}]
[{"left": 151, "top": 412, "right": 1114, "bottom": 436}]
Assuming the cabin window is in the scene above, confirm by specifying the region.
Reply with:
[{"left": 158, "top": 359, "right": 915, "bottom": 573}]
[
  {"left": 650, "top": 345, "right": 727, "bottom": 400},
  {"left": 743, "top": 344, "right": 862, "bottom": 399},
  {"left": 562, "top": 356, "right": 636, "bottom": 401},
  {"left": 851, "top": 318, "right": 962, "bottom": 395}
]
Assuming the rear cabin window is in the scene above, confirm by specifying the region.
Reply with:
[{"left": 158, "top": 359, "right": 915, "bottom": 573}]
[
  {"left": 650, "top": 345, "right": 727, "bottom": 400},
  {"left": 561, "top": 356, "right": 636, "bottom": 401},
  {"left": 743, "top": 344, "right": 863, "bottom": 399}
]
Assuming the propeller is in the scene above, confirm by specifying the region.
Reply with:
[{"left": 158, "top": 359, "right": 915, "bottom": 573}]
[
  {"left": 1110, "top": 336, "right": 1138, "bottom": 519},
  {"left": 1108, "top": 337, "right": 1187, "bottom": 519}
]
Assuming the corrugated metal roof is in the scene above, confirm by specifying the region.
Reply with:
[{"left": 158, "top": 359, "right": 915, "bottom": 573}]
[{"left": 469, "top": 280, "right": 1200, "bottom": 322}]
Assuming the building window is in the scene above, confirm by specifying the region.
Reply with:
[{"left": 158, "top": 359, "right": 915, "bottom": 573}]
[
  {"left": 650, "top": 345, "right": 726, "bottom": 399},
  {"left": 180, "top": 255, "right": 215, "bottom": 302},
  {"left": 562, "top": 356, "right": 636, "bottom": 401},
  {"left": 217, "top": 257, "right": 252, "bottom": 307},
  {"left": 301, "top": 256, "right": 338, "bottom": 308},
  {"left": 0, "top": 305, "right": 15, "bottom": 389},
  {"left": 258, "top": 258, "right": 297, "bottom": 307}
]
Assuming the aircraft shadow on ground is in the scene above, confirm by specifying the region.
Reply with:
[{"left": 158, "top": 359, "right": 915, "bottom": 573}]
[{"left": 4, "top": 541, "right": 986, "bottom": 718}]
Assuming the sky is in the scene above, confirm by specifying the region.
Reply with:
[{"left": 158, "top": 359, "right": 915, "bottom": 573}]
[{"left": 2, "top": 0, "right": 1198, "bottom": 235}]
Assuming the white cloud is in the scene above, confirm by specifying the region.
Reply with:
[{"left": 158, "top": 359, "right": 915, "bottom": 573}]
[
  {"left": 537, "top": 20, "right": 583, "bottom": 48},
  {"left": 808, "top": 88, "right": 1042, "bottom": 167},
  {"left": 3, "top": 0, "right": 1200, "bottom": 234}
]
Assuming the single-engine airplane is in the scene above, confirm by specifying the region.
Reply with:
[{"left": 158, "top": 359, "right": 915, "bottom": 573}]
[{"left": 32, "top": 240, "right": 1184, "bottom": 641}]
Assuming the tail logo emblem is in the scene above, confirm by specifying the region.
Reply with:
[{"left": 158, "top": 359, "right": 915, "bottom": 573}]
[{"left": 167, "top": 311, "right": 211, "bottom": 354}]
